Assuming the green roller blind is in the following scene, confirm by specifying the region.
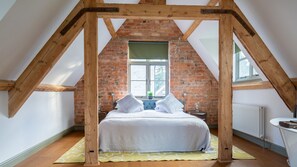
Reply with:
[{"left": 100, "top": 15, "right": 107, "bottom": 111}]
[{"left": 129, "top": 41, "right": 168, "bottom": 60}]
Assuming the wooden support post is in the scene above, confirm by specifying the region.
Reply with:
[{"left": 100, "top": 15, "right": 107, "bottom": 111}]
[
  {"left": 84, "top": 0, "right": 99, "bottom": 166},
  {"left": 233, "top": 4, "right": 296, "bottom": 111},
  {"left": 8, "top": 1, "right": 84, "bottom": 117},
  {"left": 218, "top": 0, "right": 234, "bottom": 163}
]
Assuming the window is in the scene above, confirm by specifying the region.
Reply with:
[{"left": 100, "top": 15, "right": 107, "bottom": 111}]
[
  {"left": 128, "top": 42, "right": 169, "bottom": 98},
  {"left": 234, "top": 43, "right": 260, "bottom": 82}
]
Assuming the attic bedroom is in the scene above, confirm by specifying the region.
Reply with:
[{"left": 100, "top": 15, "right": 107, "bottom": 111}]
[{"left": 0, "top": 0, "right": 297, "bottom": 167}]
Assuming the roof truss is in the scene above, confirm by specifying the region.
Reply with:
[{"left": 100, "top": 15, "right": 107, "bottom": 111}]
[{"left": 6, "top": 0, "right": 296, "bottom": 164}]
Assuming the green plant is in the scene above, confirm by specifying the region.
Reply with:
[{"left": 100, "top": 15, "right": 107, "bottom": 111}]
[{"left": 147, "top": 91, "right": 153, "bottom": 96}]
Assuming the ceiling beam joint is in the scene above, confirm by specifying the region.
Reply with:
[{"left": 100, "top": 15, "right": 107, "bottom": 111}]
[
  {"left": 60, "top": 4, "right": 221, "bottom": 35},
  {"left": 60, "top": 7, "right": 119, "bottom": 35},
  {"left": 201, "top": 9, "right": 255, "bottom": 36}
]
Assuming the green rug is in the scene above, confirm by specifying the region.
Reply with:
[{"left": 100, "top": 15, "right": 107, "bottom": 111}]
[{"left": 55, "top": 134, "right": 254, "bottom": 163}]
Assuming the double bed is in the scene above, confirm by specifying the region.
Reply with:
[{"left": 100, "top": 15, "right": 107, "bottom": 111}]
[{"left": 99, "top": 100, "right": 211, "bottom": 152}]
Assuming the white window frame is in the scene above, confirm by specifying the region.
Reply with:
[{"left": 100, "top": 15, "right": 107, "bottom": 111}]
[
  {"left": 128, "top": 59, "right": 169, "bottom": 98},
  {"left": 234, "top": 47, "right": 260, "bottom": 82}
]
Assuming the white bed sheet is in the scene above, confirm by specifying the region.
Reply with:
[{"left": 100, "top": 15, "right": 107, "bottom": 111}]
[{"left": 99, "top": 110, "right": 211, "bottom": 152}]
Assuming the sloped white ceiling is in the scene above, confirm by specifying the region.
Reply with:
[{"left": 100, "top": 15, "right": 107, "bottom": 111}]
[
  {"left": 0, "top": 0, "right": 296, "bottom": 87},
  {"left": 42, "top": 31, "right": 84, "bottom": 85},
  {"left": 235, "top": 0, "right": 297, "bottom": 78},
  {"left": 0, "top": 0, "right": 79, "bottom": 80},
  {"left": 0, "top": 0, "right": 16, "bottom": 21}
]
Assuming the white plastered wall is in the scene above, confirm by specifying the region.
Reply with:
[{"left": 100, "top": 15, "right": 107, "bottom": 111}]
[{"left": 0, "top": 91, "right": 74, "bottom": 164}]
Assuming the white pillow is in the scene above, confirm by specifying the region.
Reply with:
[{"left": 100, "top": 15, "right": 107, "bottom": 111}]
[
  {"left": 155, "top": 105, "right": 167, "bottom": 113},
  {"left": 116, "top": 94, "right": 144, "bottom": 113},
  {"left": 156, "top": 93, "right": 184, "bottom": 113}
]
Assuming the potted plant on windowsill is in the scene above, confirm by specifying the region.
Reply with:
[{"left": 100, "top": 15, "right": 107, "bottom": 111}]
[{"left": 147, "top": 91, "right": 153, "bottom": 99}]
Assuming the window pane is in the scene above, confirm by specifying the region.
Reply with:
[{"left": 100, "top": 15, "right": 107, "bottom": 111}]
[
  {"left": 253, "top": 68, "right": 259, "bottom": 76},
  {"left": 239, "top": 59, "right": 250, "bottom": 78},
  {"left": 239, "top": 52, "right": 246, "bottom": 59},
  {"left": 131, "top": 65, "right": 146, "bottom": 80},
  {"left": 150, "top": 81, "right": 166, "bottom": 96},
  {"left": 131, "top": 81, "right": 146, "bottom": 96},
  {"left": 150, "top": 65, "right": 166, "bottom": 80}
]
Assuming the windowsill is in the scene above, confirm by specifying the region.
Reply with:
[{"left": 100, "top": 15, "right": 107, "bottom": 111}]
[
  {"left": 232, "top": 80, "right": 273, "bottom": 90},
  {"left": 233, "top": 78, "right": 262, "bottom": 84},
  {"left": 136, "top": 97, "right": 164, "bottom": 100}
]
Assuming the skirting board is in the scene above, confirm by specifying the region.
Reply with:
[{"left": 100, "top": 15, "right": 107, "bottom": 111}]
[
  {"left": 233, "top": 129, "right": 288, "bottom": 157},
  {"left": 0, "top": 127, "right": 74, "bottom": 167}
]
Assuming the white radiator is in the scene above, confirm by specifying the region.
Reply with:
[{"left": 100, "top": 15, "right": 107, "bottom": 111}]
[{"left": 232, "top": 103, "right": 265, "bottom": 139}]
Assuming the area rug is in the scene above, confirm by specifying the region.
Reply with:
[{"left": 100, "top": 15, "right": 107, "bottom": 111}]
[{"left": 55, "top": 134, "right": 254, "bottom": 163}]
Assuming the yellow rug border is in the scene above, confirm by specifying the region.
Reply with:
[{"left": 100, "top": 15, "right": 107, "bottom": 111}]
[{"left": 55, "top": 134, "right": 255, "bottom": 163}]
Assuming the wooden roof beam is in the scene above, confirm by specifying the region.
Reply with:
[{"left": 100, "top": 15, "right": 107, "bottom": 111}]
[
  {"left": 103, "top": 18, "right": 117, "bottom": 38},
  {"left": 98, "top": 0, "right": 117, "bottom": 39},
  {"left": 60, "top": 4, "right": 221, "bottom": 36},
  {"left": 34, "top": 84, "right": 76, "bottom": 92},
  {"left": 182, "top": 0, "right": 220, "bottom": 41},
  {"left": 0, "top": 80, "right": 14, "bottom": 91},
  {"left": 8, "top": 1, "right": 85, "bottom": 118},
  {"left": 0, "top": 80, "right": 75, "bottom": 92},
  {"left": 94, "top": 3, "right": 221, "bottom": 20},
  {"left": 233, "top": 4, "right": 296, "bottom": 111}
]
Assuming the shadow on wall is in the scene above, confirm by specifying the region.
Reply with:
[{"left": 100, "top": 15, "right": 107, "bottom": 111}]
[{"left": 0, "top": 92, "right": 9, "bottom": 117}]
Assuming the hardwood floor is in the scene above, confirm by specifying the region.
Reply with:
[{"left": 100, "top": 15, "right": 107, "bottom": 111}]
[{"left": 16, "top": 130, "right": 288, "bottom": 167}]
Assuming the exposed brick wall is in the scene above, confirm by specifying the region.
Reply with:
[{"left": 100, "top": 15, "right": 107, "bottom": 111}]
[
  {"left": 169, "top": 41, "right": 218, "bottom": 125},
  {"left": 74, "top": 39, "right": 128, "bottom": 125},
  {"left": 74, "top": 19, "right": 218, "bottom": 126},
  {"left": 117, "top": 19, "right": 181, "bottom": 41},
  {"left": 98, "top": 39, "right": 128, "bottom": 112}
]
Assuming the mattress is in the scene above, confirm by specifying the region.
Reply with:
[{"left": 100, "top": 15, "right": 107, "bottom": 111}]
[{"left": 99, "top": 110, "right": 211, "bottom": 152}]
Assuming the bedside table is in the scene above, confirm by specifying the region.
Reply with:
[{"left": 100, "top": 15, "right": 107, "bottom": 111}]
[
  {"left": 98, "top": 111, "right": 107, "bottom": 123},
  {"left": 188, "top": 111, "right": 207, "bottom": 122}
]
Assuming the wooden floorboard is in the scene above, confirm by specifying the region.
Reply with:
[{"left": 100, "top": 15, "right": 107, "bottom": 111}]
[{"left": 16, "top": 130, "right": 288, "bottom": 167}]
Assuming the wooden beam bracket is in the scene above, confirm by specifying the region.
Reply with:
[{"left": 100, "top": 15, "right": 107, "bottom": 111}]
[
  {"left": 201, "top": 9, "right": 255, "bottom": 36},
  {"left": 60, "top": 7, "right": 119, "bottom": 35}
]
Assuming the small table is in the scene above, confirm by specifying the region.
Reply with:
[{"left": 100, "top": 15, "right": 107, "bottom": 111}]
[
  {"left": 188, "top": 111, "right": 207, "bottom": 122},
  {"left": 98, "top": 111, "right": 107, "bottom": 123}
]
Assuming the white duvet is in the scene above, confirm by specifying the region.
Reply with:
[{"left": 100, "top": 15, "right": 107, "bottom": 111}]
[{"left": 99, "top": 110, "right": 211, "bottom": 152}]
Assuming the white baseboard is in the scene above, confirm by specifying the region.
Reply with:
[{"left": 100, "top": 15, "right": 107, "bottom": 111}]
[{"left": 0, "top": 127, "right": 74, "bottom": 167}]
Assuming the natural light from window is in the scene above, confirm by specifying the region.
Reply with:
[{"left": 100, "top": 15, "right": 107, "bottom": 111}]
[
  {"left": 128, "top": 41, "right": 169, "bottom": 98},
  {"left": 234, "top": 43, "right": 259, "bottom": 82}
]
